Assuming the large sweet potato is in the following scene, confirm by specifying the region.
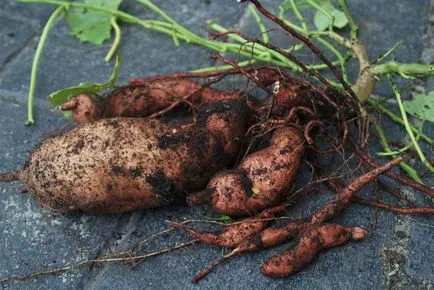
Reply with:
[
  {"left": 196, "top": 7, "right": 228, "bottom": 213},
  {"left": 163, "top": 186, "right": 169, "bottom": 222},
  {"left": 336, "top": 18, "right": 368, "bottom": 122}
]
[{"left": 3, "top": 100, "right": 249, "bottom": 213}]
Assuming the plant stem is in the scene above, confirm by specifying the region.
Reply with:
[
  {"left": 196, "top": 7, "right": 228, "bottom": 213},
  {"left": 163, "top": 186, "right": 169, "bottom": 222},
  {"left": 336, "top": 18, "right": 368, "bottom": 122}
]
[
  {"left": 373, "top": 40, "right": 404, "bottom": 64},
  {"left": 375, "top": 124, "right": 424, "bottom": 183},
  {"left": 26, "top": 5, "right": 64, "bottom": 125},
  {"left": 337, "top": 0, "right": 358, "bottom": 38},
  {"left": 288, "top": 0, "right": 308, "bottom": 31},
  {"left": 248, "top": 5, "right": 270, "bottom": 43},
  {"left": 104, "top": 17, "right": 121, "bottom": 62},
  {"left": 191, "top": 60, "right": 255, "bottom": 73},
  {"left": 372, "top": 61, "right": 434, "bottom": 78},
  {"left": 388, "top": 75, "right": 434, "bottom": 173},
  {"left": 316, "top": 37, "right": 348, "bottom": 82},
  {"left": 368, "top": 98, "right": 433, "bottom": 145}
]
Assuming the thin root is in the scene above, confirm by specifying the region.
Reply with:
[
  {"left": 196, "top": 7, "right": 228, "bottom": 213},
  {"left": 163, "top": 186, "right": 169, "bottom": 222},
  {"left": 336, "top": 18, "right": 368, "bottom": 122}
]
[{"left": 0, "top": 171, "right": 21, "bottom": 182}]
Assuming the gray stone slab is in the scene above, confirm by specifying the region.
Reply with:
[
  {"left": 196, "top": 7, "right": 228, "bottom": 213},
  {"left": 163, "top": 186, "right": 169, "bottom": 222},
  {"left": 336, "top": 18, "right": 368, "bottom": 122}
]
[
  {"left": 0, "top": 14, "right": 36, "bottom": 69},
  {"left": 0, "top": 0, "right": 55, "bottom": 27},
  {"left": 405, "top": 216, "right": 434, "bottom": 281}
]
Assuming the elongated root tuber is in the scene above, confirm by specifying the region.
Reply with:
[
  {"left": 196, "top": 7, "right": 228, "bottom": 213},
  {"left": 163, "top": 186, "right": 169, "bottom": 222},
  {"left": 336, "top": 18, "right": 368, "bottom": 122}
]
[
  {"left": 61, "top": 79, "right": 241, "bottom": 123},
  {"left": 260, "top": 224, "right": 367, "bottom": 278},
  {"left": 172, "top": 205, "right": 286, "bottom": 248},
  {"left": 311, "top": 156, "right": 403, "bottom": 223}
]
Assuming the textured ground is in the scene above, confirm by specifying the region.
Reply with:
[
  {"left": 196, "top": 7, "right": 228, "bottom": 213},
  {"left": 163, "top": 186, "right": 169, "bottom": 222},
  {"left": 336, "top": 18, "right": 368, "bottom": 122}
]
[{"left": 0, "top": 0, "right": 433, "bottom": 289}]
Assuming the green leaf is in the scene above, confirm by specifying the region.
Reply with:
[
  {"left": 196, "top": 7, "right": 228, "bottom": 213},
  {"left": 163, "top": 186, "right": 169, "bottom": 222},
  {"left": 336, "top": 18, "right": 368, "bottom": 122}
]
[
  {"left": 313, "top": 0, "right": 348, "bottom": 31},
  {"left": 332, "top": 9, "right": 348, "bottom": 29},
  {"left": 314, "top": 10, "right": 330, "bottom": 31},
  {"left": 48, "top": 54, "right": 122, "bottom": 106},
  {"left": 66, "top": 0, "right": 122, "bottom": 45},
  {"left": 403, "top": 91, "right": 434, "bottom": 122},
  {"left": 218, "top": 215, "right": 232, "bottom": 224}
]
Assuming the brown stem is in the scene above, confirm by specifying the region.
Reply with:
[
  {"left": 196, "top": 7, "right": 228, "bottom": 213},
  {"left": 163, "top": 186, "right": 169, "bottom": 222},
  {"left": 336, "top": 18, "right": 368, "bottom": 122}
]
[
  {"left": 328, "top": 32, "right": 375, "bottom": 103},
  {"left": 352, "top": 197, "right": 434, "bottom": 215},
  {"left": 129, "top": 65, "right": 281, "bottom": 86},
  {"left": 214, "top": 30, "right": 336, "bottom": 92},
  {"left": 211, "top": 53, "right": 275, "bottom": 96},
  {"left": 242, "top": 0, "right": 358, "bottom": 101}
]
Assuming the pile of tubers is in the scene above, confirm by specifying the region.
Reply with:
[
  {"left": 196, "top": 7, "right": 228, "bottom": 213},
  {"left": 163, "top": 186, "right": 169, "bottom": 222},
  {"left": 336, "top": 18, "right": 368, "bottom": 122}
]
[
  {"left": 0, "top": 73, "right": 408, "bottom": 281},
  {"left": 2, "top": 0, "right": 433, "bottom": 282}
]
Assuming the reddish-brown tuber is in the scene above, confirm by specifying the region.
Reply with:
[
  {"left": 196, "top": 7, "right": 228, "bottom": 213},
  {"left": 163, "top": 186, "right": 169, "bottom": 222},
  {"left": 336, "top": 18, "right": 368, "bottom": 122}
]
[
  {"left": 172, "top": 205, "right": 286, "bottom": 248},
  {"left": 260, "top": 223, "right": 367, "bottom": 278}
]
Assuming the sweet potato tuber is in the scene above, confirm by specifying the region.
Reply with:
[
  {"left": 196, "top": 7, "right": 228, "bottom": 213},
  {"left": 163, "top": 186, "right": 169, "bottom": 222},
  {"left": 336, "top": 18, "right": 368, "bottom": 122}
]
[
  {"left": 172, "top": 205, "right": 286, "bottom": 248},
  {"left": 61, "top": 79, "right": 241, "bottom": 123},
  {"left": 188, "top": 126, "right": 305, "bottom": 216},
  {"left": 260, "top": 223, "right": 367, "bottom": 278},
  {"left": 1, "top": 100, "right": 249, "bottom": 213}
]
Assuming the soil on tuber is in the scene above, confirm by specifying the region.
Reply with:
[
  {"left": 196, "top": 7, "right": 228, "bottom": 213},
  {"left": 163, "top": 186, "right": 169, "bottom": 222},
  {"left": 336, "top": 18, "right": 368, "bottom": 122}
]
[
  {"left": 260, "top": 223, "right": 367, "bottom": 278},
  {"left": 61, "top": 79, "right": 241, "bottom": 123},
  {"left": 1, "top": 100, "right": 249, "bottom": 213},
  {"left": 188, "top": 126, "right": 305, "bottom": 216}
]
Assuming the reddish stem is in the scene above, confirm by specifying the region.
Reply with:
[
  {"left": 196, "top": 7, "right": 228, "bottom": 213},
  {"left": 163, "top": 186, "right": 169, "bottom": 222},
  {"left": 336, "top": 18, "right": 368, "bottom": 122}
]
[
  {"left": 352, "top": 197, "right": 434, "bottom": 215},
  {"left": 240, "top": 0, "right": 357, "bottom": 101},
  {"left": 211, "top": 53, "right": 275, "bottom": 96},
  {"left": 350, "top": 138, "right": 434, "bottom": 198}
]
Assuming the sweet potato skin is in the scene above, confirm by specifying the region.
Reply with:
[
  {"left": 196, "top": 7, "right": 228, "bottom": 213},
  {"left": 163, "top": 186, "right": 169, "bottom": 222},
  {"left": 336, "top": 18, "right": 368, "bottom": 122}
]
[
  {"left": 173, "top": 205, "right": 285, "bottom": 248},
  {"left": 191, "top": 126, "right": 304, "bottom": 216},
  {"left": 260, "top": 224, "right": 367, "bottom": 278},
  {"left": 22, "top": 100, "right": 249, "bottom": 213},
  {"left": 61, "top": 79, "right": 241, "bottom": 123},
  {"left": 105, "top": 79, "right": 203, "bottom": 118}
]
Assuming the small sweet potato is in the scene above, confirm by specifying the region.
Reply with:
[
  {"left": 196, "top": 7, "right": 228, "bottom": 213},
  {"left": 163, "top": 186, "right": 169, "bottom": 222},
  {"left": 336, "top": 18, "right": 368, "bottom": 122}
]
[
  {"left": 3, "top": 100, "right": 249, "bottom": 213},
  {"left": 260, "top": 224, "right": 367, "bottom": 278},
  {"left": 61, "top": 79, "right": 241, "bottom": 123},
  {"left": 172, "top": 205, "right": 286, "bottom": 248},
  {"left": 188, "top": 126, "right": 305, "bottom": 216}
]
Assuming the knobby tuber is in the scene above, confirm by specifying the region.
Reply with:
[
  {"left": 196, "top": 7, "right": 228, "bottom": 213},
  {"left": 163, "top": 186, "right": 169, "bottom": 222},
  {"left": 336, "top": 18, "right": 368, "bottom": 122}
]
[
  {"left": 0, "top": 100, "right": 249, "bottom": 213},
  {"left": 61, "top": 79, "right": 241, "bottom": 123},
  {"left": 189, "top": 157, "right": 404, "bottom": 283},
  {"left": 260, "top": 224, "right": 367, "bottom": 278},
  {"left": 237, "top": 156, "right": 404, "bottom": 254},
  {"left": 188, "top": 126, "right": 305, "bottom": 216}
]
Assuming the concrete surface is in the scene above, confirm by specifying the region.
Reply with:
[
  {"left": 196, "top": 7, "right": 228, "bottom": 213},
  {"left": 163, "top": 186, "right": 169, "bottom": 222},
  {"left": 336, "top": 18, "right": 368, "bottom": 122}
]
[{"left": 0, "top": 0, "right": 433, "bottom": 289}]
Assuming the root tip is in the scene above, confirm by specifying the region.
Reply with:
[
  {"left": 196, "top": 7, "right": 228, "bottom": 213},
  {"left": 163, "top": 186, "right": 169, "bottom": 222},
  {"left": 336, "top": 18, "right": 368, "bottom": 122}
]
[
  {"left": 192, "top": 268, "right": 211, "bottom": 284},
  {"left": 351, "top": 227, "right": 367, "bottom": 240}
]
